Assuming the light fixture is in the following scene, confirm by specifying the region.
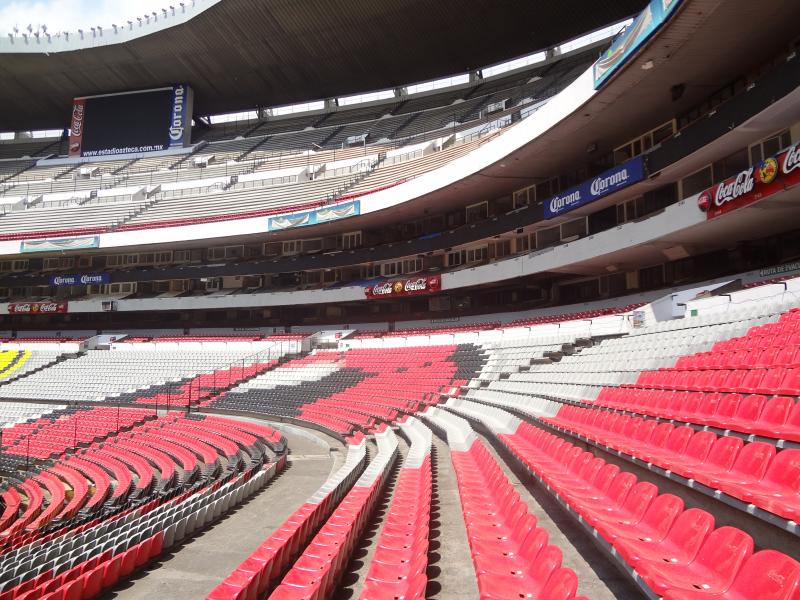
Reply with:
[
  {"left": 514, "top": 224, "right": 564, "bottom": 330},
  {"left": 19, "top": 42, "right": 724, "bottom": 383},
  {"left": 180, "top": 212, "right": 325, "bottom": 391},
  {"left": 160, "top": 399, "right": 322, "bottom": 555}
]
[{"left": 641, "top": 59, "right": 654, "bottom": 70}]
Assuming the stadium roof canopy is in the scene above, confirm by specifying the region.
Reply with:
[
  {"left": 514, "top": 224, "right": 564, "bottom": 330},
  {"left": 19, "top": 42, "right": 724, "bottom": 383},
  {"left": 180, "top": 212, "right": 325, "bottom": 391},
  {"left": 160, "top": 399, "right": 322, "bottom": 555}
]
[{"left": 0, "top": 0, "right": 645, "bottom": 131}]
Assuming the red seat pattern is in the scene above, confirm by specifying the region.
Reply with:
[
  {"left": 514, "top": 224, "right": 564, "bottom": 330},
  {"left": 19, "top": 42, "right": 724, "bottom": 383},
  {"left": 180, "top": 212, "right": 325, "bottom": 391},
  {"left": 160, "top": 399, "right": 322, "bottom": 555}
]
[
  {"left": 359, "top": 457, "right": 431, "bottom": 600},
  {"left": 498, "top": 421, "right": 797, "bottom": 597},
  {"left": 596, "top": 309, "right": 800, "bottom": 440},
  {"left": 543, "top": 405, "right": 800, "bottom": 521},
  {"left": 661, "top": 550, "right": 800, "bottom": 600},
  {"left": 450, "top": 439, "right": 583, "bottom": 600},
  {"left": 4, "top": 407, "right": 152, "bottom": 460},
  {"left": 269, "top": 475, "right": 387, "bottom": 599}
]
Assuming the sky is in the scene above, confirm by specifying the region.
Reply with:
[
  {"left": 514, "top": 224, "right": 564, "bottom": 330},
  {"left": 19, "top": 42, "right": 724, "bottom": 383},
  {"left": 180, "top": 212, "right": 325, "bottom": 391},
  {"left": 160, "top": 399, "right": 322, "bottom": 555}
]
[{"left": 0, "top": 0, "right": 181, "bottom": 35}]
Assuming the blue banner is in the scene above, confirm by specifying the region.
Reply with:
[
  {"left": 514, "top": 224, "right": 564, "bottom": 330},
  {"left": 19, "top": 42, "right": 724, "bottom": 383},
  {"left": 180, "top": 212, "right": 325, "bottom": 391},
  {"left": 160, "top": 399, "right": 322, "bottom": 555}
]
[
  {"left": 50, "top": 273, "right": 110, "bottom": 286},
  {"left": 268, "top": 200, "right": 360, "bottom": 232},
  {"left": 593, "top": 0, "right": 682, "bottom": 89},
  {"left": 544, "top": 157, "right": 645, "bottom": 219}
]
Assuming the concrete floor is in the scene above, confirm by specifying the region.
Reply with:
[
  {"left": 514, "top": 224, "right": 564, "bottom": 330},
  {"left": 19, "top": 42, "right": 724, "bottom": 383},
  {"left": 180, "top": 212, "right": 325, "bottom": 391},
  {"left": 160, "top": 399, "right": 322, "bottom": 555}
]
[
  {"left": 105, "top": 428, "right": 335, "bottom": 600},
  {"left": 473, "top": 427, "right": 644, "bottom": 599},
  {"left": 426, "top": 435, "right": 481, "bottom": 600}
]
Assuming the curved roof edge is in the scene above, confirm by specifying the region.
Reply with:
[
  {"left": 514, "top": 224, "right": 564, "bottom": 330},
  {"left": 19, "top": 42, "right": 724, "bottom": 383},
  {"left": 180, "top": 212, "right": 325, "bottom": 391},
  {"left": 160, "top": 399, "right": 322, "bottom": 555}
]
[{"left": 0, "top": 0, "right": 219, "bottom": 54}]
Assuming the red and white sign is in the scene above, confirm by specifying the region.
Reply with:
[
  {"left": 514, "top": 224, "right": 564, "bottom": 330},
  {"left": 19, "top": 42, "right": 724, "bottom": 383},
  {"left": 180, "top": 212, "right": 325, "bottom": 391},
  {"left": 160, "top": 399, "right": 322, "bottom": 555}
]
[
  {"left": 8, "top": 301, "right": 69, "bottom": 315},
  {"left": 698, "top": 142, "right": 800, "bottom": 219},
  {"left": 68, "top": 98, "right": 86, "bottom": 158},
  {"left": 364, "top": 275, "right": 441, "bottom": 299}
]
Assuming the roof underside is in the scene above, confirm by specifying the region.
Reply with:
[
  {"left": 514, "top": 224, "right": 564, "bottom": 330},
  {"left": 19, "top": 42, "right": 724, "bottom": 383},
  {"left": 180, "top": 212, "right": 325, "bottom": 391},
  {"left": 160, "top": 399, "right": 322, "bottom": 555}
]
[{"left": 0, "top": 0, "right": 645, "bottom": 131}]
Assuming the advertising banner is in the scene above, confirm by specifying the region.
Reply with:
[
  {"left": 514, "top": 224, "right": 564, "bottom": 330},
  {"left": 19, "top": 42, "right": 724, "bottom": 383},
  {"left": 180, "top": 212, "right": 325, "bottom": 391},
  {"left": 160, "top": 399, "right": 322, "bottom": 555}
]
[
  {"left": 50, "top": 273, "right": 110, "bottom": 287},
  {"left": 68, "top": 97, "right": 86, "bottom": 158},
  {"left": 698, "top": 141, "right": 800, "bottom": 219},
  {"left": 268, "top": 200, "right": 360, "bottom": 231},
  {"left": 364, "top": 275, "right": 442, "bottom": 299},
  {"left": 593, "top": 0, "right": 683, "bottom": 88},
  {"left": 20, "top": 236, "right": 100, "bottom": 254},
  {"left": 168, "top": 84, "right": 191, "bottom": 148},
  {"left": 19, "top": 235, "right": 100, "bottom": 254},
  {"left": 69, "top": 85, "right": 193, "bottom": 158},
  {"left": 8, "top": 301, "right": 69, "bottom": 315},
  {"left": 544, "top": 157, "right": 645, "bottom": 219}
]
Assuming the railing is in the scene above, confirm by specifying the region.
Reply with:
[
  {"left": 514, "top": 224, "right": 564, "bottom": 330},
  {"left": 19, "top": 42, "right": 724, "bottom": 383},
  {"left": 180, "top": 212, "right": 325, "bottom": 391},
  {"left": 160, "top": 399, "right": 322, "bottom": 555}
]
[{"left": 177, "top": 339, "right": 301, "bottom": 414}]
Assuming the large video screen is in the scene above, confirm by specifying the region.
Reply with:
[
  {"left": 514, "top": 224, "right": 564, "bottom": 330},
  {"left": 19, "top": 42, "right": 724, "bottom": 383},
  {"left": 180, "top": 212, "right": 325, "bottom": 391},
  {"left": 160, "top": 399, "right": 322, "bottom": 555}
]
[{"left": 69, "top": 84, "right": 192, "bottom": 158}]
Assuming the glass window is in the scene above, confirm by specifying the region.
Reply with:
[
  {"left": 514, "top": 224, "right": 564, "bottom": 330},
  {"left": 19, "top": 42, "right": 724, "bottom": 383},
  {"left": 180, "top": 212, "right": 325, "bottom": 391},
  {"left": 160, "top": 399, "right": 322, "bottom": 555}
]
[
  {"left": 337, "top": 90, "right": 395, "bottom": 106},
  {"left": 209, "top": 110, "right": 258, "bottom": 124},
  {"left": 681, "top": 166, "right": 713, "bottom": 199},
  {"left": 559, "top": 19, "right": 633, "bottom": 53},
  {"left": 536, "top": 226, "right": 560, "bottom": 249},
  {"left": 482, "top": 52, "right": 546, "bottom": 78},
  {"left": 561, "top": 218, "right": 587, "bottom": 240},
  {"left": 271, "top": 100, "right": 325, "bottom": 116},
  {"left": 407, "top": 74, "right": 469, "bottom": 95}
]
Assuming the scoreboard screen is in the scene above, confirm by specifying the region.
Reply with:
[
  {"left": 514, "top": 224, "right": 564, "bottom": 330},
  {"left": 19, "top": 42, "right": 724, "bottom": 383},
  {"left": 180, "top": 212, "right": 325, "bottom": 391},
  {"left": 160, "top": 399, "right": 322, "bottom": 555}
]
[{"left": 68, "top": 84, "right": 192, "bottom": 157}]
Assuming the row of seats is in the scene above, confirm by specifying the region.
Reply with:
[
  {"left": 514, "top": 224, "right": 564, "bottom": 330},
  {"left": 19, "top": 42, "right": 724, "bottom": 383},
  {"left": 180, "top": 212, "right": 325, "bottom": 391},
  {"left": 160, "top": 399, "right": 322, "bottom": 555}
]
[
  {"left": 446, "top": 401, "right": 800, "bottom": 599},
  {"left": 0, "top": 133, "right": 489, "bottom": 240},
  {"left": 1, "top": 459, "right": 283, "bottom": 600},
  {"left": 354, "top": 321, "right": 500, "bottom": 338},
  {"left": 0, "top": 348, "right": 274, "bottom": 402},
  {"left": 270, "top": 427, "right": 398, "bottom": 598},
  {"left": 2, "top": 406, "right": 153, "bottom": 460},
  {"left": 542, "top": 404, "right": 800, "bottom": 522},
  {"left": 588, "top": 388, "right": 800, "bottom": 440},
  {"left": 359, "top": 418, "right": 431, "bottom": 600},
  {"left": 506, "top": 306, "right": 633, "bottom": 327},
  {"left": 206, "top": 439, "right": 368, "bottom": 599},
  {"left": 209, "top": 345, "right": 486, "bottom": 436},
  {"left": 0, "top": 411, "right": 284, "bottom": 549},
  {"left": 452, "top": 439, "right": 584, "bottom": 599}
]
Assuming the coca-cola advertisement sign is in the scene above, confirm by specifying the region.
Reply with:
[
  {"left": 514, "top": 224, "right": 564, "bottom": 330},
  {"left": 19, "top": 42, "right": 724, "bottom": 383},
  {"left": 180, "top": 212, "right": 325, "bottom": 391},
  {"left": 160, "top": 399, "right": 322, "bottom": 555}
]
[
  {"left": 68, "top": 98, "right": 86, "bottom": 158},
  {"left": 8, "top": 301, "right": 68, "bottom": 315},
  {"left": 364, "top": 275, "right": 441, "bottom": 299},
  {"left": 698, "top": 141, "right": 800, "bottom": 219}
]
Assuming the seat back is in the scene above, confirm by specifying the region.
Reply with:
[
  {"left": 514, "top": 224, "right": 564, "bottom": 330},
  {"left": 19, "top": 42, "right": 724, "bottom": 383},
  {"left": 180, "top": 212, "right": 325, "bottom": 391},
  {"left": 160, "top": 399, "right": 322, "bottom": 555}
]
[
  {"left": 664, "top": 508, "right": 715, "bottom": 560},
  {"left": 728, "top": 550, "right": 800, "bottom": 600},
  {"left": 639, "top": 493, "right": 685, "bottom": 539},
  {"left": 539, "top": 567, "right": 579, "bottom": 600},
  {"left": 763, "top": 449, "right": 800, "bottom": 490},
  {"left": 694, "top": 526, "right": 753, "bottom": 581},
  {"left": 684, "top": 431, "right": 716, "bottom": 461},
  {"left": 706, "top": 436, "right": 744, "bottom": 470},
  {"left": 730, "top": 441, "right": 776, "bottom": 479}
]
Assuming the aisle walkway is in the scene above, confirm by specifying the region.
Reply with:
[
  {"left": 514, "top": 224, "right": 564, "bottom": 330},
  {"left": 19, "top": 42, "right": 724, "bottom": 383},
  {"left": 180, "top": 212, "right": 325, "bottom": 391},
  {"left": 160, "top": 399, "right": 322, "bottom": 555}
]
[{"left": 109, "top": 427, "right": 336, "bottom": 600}]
